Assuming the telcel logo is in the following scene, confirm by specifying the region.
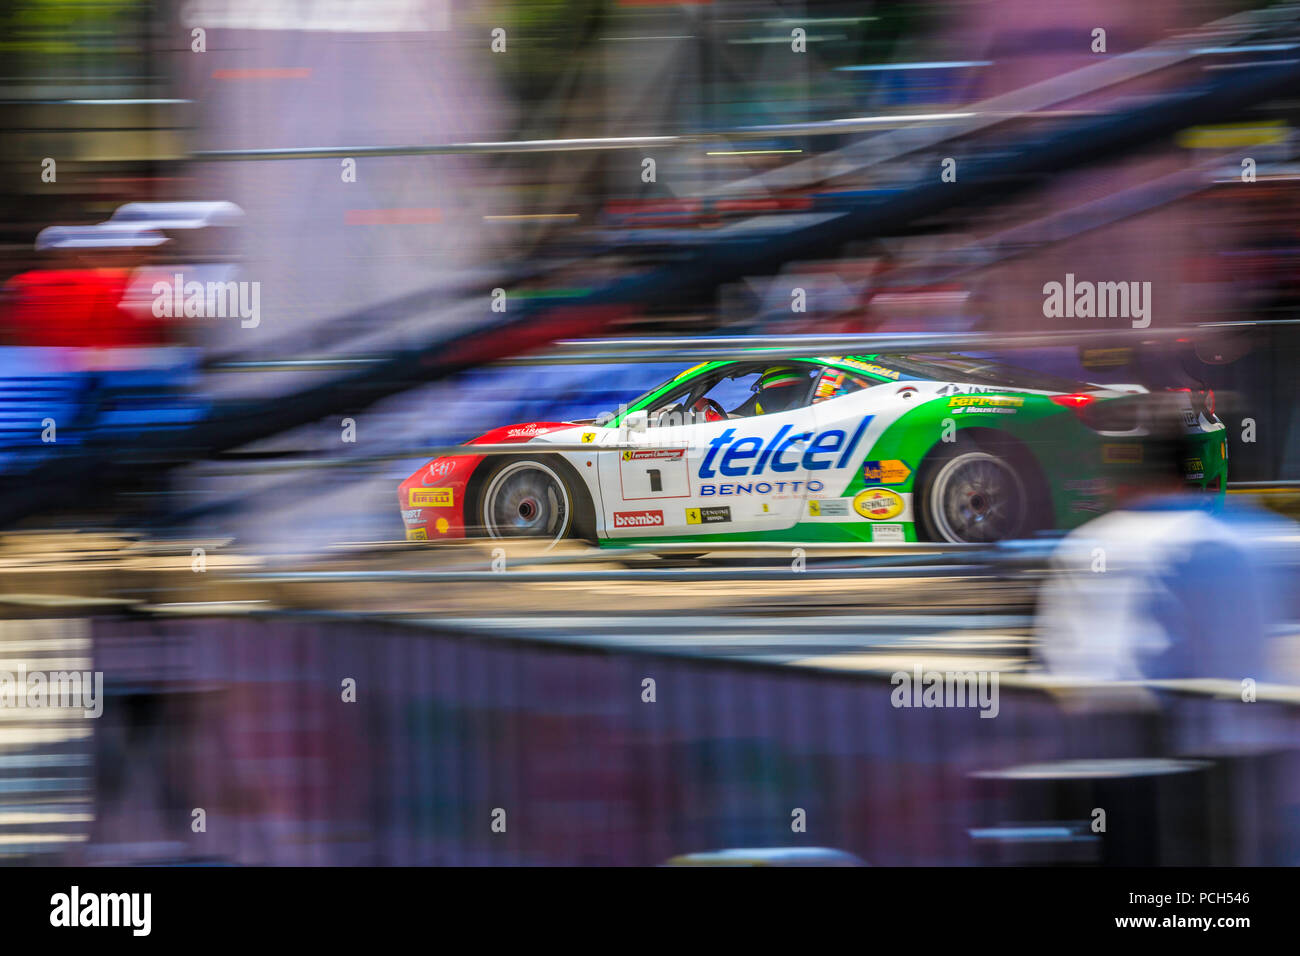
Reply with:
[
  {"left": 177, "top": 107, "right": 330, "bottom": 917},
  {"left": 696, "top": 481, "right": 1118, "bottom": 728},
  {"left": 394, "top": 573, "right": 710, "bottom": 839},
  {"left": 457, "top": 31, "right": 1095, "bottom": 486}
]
[{"left": 699, "top": 418, "right": 872, "bottom": 479}]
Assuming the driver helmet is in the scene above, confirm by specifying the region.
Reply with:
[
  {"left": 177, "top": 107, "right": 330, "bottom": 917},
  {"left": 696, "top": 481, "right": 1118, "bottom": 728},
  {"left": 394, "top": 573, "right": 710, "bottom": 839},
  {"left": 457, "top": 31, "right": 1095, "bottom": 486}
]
[{"left": 754, "top": 366, "right": 808, "bottom": 415}]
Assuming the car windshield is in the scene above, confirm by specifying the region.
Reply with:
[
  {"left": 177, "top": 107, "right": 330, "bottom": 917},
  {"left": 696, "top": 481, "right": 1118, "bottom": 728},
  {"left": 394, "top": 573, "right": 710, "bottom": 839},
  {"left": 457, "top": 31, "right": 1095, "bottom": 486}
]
[
  {"left": 613, "top": 360, "right": 821, "bottom": 425},
  {"left": 614, "top": 362, "right": 721, "bottom": 422}
]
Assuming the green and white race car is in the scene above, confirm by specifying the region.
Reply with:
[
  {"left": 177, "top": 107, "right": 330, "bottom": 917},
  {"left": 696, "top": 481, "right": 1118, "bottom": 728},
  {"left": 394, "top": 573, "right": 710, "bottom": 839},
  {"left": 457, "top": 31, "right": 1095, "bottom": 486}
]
[{"left": 399, "top": 353, "right": 1227, "bottom": 546}]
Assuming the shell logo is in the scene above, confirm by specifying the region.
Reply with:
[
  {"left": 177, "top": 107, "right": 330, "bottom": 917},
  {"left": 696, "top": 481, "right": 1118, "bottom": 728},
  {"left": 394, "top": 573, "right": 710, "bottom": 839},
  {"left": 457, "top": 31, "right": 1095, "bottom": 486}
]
[{"left": 852, "top": 488, "right": 904, "bottom": 520}]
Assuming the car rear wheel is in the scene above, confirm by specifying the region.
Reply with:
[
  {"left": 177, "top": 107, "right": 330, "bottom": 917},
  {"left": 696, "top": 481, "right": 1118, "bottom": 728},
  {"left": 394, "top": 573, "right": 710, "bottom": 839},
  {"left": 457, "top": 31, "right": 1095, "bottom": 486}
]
[
  {"left": 920, "top": 443, "right": 1033, "bottom": 544},
  {"left": 479, "top": 457, "right": 591, "bottom": 547}
]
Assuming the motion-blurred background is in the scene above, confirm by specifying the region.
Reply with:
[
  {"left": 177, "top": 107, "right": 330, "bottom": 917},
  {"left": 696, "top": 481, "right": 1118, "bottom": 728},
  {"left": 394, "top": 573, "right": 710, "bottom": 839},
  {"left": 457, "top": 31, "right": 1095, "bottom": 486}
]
[{"left": 1, "top": 0, "right": 1299, "bottom": 866}]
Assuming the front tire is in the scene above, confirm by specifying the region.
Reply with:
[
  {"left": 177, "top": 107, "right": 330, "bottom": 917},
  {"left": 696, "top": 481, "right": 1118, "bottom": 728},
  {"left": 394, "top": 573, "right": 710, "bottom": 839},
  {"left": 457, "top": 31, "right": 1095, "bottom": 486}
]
[
  {"left": 477, "top": 456, "right": 592, "bottom": 547},
  {"left": 918, "top": 440, "right": 1036, "bottom": 543}
]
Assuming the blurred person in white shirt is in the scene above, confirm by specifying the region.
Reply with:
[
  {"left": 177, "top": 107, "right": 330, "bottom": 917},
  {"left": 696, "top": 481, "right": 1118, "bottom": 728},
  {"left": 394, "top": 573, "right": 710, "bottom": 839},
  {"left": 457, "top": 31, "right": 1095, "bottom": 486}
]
[{"left": 1036, "top": 442, "right": 1298, "bottom": 686}]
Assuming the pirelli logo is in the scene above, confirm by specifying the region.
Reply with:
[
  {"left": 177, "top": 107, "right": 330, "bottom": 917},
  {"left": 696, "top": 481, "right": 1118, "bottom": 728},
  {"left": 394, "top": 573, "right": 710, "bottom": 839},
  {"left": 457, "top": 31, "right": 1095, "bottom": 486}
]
[
  {"left": 947, "top": 395, "right": 1024, "bottom": 408},
  {"left": 408, "top": 487, "right": 454, "bottom": 508}
]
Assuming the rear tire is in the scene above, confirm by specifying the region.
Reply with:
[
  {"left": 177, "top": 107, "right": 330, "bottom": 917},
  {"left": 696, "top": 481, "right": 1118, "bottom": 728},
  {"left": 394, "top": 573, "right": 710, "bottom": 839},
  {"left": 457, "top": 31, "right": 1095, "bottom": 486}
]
[{"left": 918, "top": 437, "right": 1042, "bottom": 543}]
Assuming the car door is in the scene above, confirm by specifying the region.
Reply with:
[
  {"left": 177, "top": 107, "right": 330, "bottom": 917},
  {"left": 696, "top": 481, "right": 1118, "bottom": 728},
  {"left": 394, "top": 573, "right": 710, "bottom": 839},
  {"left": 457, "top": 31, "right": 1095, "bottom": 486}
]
[
  {"left": 595, "top": 366, "right": 816, "bottom": 538},
  {"left": 803, "top": 363, "right": 913, "bottom": 533}
]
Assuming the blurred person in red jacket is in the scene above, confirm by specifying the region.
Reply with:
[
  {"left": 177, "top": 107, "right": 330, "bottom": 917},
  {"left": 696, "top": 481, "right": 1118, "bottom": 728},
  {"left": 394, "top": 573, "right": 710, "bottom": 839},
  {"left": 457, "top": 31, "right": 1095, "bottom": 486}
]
[
  {"left": 1, "top": 225, "right": 172, "bottom": 349},
  {"left": 108, "top": 201, "right": 245, "bottom": 350}
]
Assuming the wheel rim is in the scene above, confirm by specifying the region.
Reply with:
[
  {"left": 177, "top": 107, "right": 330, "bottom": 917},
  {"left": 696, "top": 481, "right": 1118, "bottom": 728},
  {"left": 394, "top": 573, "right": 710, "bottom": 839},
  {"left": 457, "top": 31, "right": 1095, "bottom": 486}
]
[
  {"left": 930, "top": 451, "right": 1027, "bottom": 543},
  {"left": 482, "top": 461, "right": 572, "bottom": 543}
]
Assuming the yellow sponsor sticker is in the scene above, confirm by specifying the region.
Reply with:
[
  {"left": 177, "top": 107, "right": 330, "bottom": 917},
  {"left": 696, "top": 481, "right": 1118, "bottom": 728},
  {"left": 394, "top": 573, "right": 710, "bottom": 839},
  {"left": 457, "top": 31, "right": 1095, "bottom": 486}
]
[
  {"left": 406, "top": 527, "right": 428, "bottom": 541},
  {"left": 947, "top": 395, "right": 1024, "bottom": 408},
  {"left": 435, "top": 518, "right": 449, "bottom": 534},
  {"left": 1102, "top": 444, "right": 1142, "bottom": 464},
  {"left": 839, "top": 358, "right": 901, "bottom": 380},
  {"left": 808, "top": 498, "right": 851, "bottom": 517},
  {"left": 861, "top": 459, "right": 912, "bottom": 485},
  {"left": 1081, "top": 347, "right": 1132, "bottom": 369},
  {"left": 1176, "top": 120, "right": 1287, "bottom": 150},
  {"left": 581, "top": 432, "right": 596, "bottom": 443},
  {"left": 852, "top": 488, "right": 905, "bottom": 520},
  {"left": 685, "top": 506, "right": 731, "bottom": 525},
  {"left": 409, "top": 487, "right": 455, "bottom": 507}
]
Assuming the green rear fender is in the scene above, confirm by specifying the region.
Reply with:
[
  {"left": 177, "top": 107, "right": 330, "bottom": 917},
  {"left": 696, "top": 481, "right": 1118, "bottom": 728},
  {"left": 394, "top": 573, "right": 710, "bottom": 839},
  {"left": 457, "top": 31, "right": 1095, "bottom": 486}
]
[{"left": 842, "top": 397, "right": 1084, "bottom": 526}]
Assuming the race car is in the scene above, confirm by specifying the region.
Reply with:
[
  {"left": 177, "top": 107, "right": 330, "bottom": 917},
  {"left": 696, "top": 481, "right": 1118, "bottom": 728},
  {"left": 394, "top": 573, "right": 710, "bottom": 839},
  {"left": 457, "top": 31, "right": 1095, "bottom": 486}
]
[{"left": 398, "top": 353, "right": 1227, "bottom": 546}]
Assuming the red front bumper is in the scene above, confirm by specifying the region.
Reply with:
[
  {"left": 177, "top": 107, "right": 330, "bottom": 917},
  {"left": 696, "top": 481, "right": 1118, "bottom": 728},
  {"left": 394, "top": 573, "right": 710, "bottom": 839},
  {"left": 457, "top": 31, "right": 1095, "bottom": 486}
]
[
  {"left": 398, "top": 454, "right": 482, "bottom": 540},
  {"left": 396, "top": 422, "right": 580, "bottom": 541}
]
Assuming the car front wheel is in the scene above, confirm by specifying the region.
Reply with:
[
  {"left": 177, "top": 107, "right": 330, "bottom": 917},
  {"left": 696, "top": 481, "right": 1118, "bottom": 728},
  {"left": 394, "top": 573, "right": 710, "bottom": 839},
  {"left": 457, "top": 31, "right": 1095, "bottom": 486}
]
[{"left": 479, "top": 457, "right": 588, "bottom": 546}]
